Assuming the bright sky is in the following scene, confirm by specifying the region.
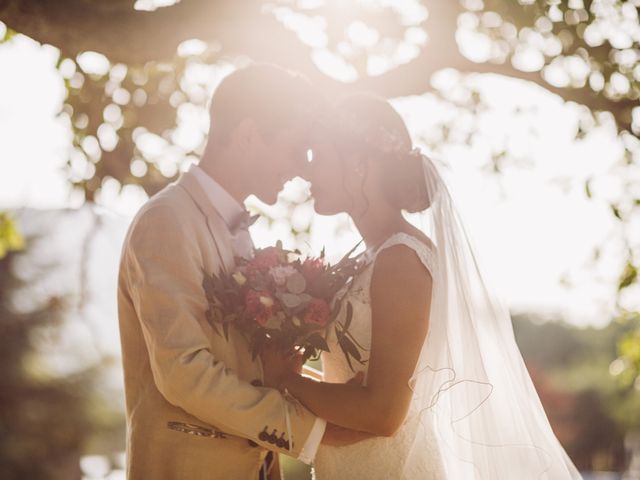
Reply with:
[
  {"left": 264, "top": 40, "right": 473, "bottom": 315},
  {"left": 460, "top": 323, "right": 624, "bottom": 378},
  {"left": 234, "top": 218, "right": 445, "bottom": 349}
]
[{"left": 0, "top": 31, "right": 632, "bottom": 328}]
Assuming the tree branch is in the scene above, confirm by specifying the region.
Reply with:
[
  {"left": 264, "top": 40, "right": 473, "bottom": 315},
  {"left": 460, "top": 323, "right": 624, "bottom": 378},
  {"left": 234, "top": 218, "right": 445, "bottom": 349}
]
[{"left": 1, "top": 0, "right": 635, "bottom": 131}]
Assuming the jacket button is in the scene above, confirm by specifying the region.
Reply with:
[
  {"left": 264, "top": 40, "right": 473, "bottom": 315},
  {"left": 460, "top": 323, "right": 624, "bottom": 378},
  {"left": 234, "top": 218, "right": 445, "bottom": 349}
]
[
  {"left": 276, "top": 433, "right": 286, "bottom": 448},
  {"left": 258, "top": 427, "right": 269, "bottom": 442},
  {"left": 268, "top": 429, "right": 278, "bottom": 444},
  {"left": 247, "top": 440, "right": 259, "bottom": 447}
]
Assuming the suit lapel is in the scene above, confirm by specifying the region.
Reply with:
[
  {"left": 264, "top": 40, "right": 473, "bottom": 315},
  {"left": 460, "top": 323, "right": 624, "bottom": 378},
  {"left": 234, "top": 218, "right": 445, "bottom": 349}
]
[
  {"left": 176, "top": 170, "right": 219, "bottom": 221},
  {"left": 176, "top": 171, "right": 232, "bottom": 274}
]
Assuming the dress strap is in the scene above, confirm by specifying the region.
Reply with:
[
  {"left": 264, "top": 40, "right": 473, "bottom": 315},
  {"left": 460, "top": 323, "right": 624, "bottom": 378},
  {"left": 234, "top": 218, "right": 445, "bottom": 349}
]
[{"left": 374, "top": 232, "right": 437, "bottom": 277}]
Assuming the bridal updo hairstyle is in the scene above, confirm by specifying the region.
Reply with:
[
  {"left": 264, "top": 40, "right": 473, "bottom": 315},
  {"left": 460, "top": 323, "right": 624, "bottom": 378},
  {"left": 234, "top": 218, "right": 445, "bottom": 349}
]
[{"left": 332, "top": 93, "right": 430, "bottom": 214}]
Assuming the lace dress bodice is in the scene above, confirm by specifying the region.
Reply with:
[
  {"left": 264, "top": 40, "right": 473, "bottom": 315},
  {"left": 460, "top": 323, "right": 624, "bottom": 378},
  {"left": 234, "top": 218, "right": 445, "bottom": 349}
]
[{"left": 313, "top": 232, "right": 446, "bottom": 480}]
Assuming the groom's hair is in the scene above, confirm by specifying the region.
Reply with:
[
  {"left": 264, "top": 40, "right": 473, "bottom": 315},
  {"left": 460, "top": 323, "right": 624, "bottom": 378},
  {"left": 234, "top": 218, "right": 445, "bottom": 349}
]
[{"left": 207, "top": 63, "right": 318, "bottom": 145}]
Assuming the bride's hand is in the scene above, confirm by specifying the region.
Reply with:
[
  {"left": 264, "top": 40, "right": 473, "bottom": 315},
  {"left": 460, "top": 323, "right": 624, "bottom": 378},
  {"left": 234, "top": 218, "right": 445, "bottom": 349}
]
[{"left": 260, "top": 345, "right": 303, "bottom": 390}]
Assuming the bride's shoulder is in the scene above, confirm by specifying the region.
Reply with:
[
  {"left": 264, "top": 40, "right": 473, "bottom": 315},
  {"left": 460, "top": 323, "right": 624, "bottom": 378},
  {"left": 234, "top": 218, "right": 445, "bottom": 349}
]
[
  {"left": 375, "top": 235, "right": 434, "bottom": 277},
  {"left": 383, "top": 228, "right": 435, "bottom": 256},
  {"left": 373, "top": 229, "right": 436, "bottom": 279},
  {"left": 369, "top": 243, "right": 433, "bottom": 307}
]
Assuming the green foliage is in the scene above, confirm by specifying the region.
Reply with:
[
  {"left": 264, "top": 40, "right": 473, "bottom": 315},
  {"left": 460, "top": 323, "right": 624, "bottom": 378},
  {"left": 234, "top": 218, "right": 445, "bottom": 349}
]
[
  {"left": 0, "top": 213, "right": 24, "bottom": 259},
  {"left": 0, "top": 233, "right": 125, "bottom": 479},
  {"left": 613, "top": 263, "right": 640, "bottom": 389},
  {"left": 62, "top": 49, "right": 220, "bottom": 201},
  {"left": 614, "top": 311, "right": 640, "bottom": 389},
  {"left": 513, "top": 315, "right": 639, "bottom": 470}
]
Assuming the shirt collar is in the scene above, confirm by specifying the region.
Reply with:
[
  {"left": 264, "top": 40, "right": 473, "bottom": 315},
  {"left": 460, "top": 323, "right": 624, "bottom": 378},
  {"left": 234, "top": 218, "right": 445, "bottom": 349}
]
[{"left": 188, "top": 164, "right": 246, "bottom": 230}]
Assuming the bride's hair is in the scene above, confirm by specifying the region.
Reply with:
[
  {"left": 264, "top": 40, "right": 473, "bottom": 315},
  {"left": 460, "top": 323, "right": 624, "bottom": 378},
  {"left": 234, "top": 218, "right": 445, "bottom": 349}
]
[{"left": 332, "top": 93, "right": 430, "bottom": 213}]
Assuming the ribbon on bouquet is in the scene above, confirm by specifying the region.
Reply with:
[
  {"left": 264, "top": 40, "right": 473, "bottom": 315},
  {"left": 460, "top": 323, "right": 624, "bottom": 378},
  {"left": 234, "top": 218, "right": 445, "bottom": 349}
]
[{"left": 283, "top": 388, "right": 296, "bottom": 454}]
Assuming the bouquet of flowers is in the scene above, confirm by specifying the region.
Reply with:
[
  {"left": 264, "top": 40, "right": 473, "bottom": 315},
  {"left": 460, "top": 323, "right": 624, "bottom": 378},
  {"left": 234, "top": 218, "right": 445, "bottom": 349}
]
[{"left": 202, "top": 241, "right": 365, "bottom": 366}]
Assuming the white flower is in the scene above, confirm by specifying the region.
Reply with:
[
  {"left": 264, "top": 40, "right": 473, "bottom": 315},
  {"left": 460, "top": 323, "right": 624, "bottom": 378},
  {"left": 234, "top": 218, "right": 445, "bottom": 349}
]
[
  {"left": 232, "top": 271, "right": 247, "bottom": 286},
  {"left": 259, "top": 295, "right": 275, "bottom": 308},
  {"left": 268, "top": 265, "right": 297, "bottom": 286}
]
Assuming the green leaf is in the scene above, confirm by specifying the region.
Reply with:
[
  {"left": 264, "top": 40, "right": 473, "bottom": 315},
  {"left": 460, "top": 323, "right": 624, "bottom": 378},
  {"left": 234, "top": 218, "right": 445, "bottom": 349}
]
[
  {"left": 286, "top": 272, "right": 306, "bottom": 294},
  {"left": 307, "top": 333, "right": 330, "bottom": 352},
  {"left": 0, "top": 213, "right": 24, "bottom": 260},
  {"left": 281, "top": 293, "right": 302, "bottom": 308},
  {"left": 345, "top": 329, "right": 367, "bottom": 351},
  {"left": 611, "top": 204, "right": 623, "bottom": 220},
  {"left": 344, "top": 301, "right": 353, "bottom": 331},
  {"left": 332, "top": 239, "right": 364, "bottom": 269},
  {"left": 338, "top": 333, "right": 364, "bottom": 371},
  {"left": 619, "top": 263, "right": 638, "bottom": 291},
  {"left": 330, "top": 299, "right": 342, "bottom": 320}
]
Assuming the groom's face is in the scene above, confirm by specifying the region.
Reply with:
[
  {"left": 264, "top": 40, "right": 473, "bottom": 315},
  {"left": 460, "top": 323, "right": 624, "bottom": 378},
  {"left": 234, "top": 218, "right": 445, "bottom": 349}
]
[{"left": 247, "top": 123, "right": 311, "bottom": 205}]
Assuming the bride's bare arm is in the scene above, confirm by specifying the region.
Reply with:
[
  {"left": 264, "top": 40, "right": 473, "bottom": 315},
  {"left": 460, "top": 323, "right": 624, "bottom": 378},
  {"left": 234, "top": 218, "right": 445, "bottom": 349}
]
[
  {"left": 263, "top": 245, "right": 433, "bottom": 437},
  {"left": 301, "top": 365, "right": 323, "bottom": 381}
]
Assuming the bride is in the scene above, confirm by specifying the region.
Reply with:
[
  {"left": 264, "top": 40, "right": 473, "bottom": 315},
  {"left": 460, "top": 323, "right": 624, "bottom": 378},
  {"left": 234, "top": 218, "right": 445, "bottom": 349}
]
[{"left": 262, "top": 93, "right": 583, "bottom": 479}]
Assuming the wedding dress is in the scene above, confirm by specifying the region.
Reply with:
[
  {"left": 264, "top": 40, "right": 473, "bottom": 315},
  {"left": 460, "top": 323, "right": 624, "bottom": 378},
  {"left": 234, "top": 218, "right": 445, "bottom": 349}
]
[
  {"left": 312, "top": 152, "right": 581, "bottom": 479},
  {"left": 313, "top": 232, "right": 446, "bottom": 480}
]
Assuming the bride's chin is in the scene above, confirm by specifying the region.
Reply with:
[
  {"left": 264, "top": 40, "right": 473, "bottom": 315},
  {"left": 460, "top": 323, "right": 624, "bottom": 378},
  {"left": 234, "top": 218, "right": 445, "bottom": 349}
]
[
  {"left": 314, "top": 204, "right": 341, "bottom": 217},
  {"left": 310, "top": 201, "right": 328, "bottom": 216}
]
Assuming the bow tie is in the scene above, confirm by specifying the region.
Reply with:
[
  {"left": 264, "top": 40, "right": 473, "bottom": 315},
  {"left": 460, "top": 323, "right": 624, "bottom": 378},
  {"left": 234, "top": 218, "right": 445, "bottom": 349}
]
[{"left": 228, "top": 211, "right": 259, "bottom": 234}]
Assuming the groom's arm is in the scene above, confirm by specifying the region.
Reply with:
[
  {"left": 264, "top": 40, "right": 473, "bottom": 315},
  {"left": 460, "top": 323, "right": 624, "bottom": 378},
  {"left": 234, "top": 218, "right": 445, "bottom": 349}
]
[{"left": 123, "top": 203, "right": 322, "bottom": 460}]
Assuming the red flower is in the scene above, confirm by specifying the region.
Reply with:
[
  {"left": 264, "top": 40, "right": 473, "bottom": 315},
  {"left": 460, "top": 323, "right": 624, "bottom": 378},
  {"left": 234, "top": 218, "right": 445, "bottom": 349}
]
[
  {"left": 245, "top": 248, "right": 282, "bottom": 283},
  {"left": 303, "top": 298, "right": 331, "bottom": 327},
  {"left": 255, "top": 311, "right": 272, "bottom": 328},
  {"left": 248, "top": 248, "right": 281, "bottom": 273},
  {"left": 245, "top": 289, "right": 277, "bottom": 327},
  {"left": 301, "top": 258, "right": 325, "bottom": 283}
]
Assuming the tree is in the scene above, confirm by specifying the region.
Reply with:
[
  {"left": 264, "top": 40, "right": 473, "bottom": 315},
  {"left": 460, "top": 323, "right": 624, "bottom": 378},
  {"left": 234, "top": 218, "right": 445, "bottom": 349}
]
[
  {"left": 1, "top": 0, "right": 638, "bottom": 198},
  {"left": 2, "top": 0, "right": 640, "bottom": 455},
  {"left": 0, "top": 217, "right": 126, "bottom": 479},
  {"left": 513, "top": 315, "right": 637, "bottom": 471}
]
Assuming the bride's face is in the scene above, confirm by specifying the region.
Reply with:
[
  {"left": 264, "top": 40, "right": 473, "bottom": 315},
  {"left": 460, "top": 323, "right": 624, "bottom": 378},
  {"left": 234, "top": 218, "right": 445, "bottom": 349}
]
[{"left": 309, "top": 136, "right": 378, "bottom": 216}]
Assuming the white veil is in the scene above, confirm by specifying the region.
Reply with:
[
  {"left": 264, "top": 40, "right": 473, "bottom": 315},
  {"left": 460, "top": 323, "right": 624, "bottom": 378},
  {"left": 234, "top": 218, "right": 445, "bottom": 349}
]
[{"left": 403, "top": 152, "right": 583, "bottom": 479}]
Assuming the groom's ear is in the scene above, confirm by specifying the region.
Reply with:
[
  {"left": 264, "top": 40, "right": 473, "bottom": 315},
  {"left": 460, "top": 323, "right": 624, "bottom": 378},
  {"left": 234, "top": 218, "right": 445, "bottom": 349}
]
[{"left": 230, "top": 118, "right": 260, "bottom": 154}]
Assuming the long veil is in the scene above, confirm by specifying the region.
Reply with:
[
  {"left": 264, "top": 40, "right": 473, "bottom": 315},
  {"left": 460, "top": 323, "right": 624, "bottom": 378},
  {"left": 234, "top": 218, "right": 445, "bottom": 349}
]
[{"left": 403, "top": 153, "right": 583, "bottom": 479}]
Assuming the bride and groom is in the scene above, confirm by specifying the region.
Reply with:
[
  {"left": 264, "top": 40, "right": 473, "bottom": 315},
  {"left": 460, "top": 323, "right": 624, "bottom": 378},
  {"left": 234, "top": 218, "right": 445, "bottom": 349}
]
[{"left": 118, "top": 63, "right": 582, "bottom": 479}]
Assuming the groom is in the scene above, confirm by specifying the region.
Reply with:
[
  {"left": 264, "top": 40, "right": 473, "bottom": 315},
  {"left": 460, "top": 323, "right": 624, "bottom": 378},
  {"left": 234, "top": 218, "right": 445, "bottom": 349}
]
[{"left": 118, "top": 64, "right": 330, "bottom": 479}]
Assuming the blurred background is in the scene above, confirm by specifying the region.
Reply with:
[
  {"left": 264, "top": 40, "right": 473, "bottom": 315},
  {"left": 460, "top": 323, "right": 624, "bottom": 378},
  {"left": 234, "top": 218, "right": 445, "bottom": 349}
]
[{"left": 1, "top": 0, "right": 639, "bottom": 478}]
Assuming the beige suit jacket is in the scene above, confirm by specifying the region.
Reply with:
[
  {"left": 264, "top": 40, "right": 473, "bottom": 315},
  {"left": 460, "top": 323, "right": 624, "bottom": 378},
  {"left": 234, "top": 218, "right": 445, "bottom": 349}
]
[{"left": 117, "top": 171, "right": 318, "bottom": 479}]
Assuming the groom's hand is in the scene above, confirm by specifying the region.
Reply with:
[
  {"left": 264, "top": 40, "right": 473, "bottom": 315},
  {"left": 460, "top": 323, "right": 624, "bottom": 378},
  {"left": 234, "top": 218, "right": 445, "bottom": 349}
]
[{"left": 260, "top": 345, "right": 303, "bottom": 391}]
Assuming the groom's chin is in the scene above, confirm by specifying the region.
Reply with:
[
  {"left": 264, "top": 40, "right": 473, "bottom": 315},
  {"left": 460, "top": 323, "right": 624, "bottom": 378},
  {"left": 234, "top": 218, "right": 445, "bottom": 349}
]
[{"left": 253, "top": 190, "right": 279, "bottom": 206}]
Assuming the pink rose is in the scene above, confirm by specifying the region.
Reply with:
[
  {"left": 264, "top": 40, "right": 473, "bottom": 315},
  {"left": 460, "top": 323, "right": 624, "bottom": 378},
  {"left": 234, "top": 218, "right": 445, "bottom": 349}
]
[
  {"left": 301, "top": 258, "right": 324, "bottom": 283},
  {"left": 303, "top": 298, "right": 331, "bottom": 327},
  {"left": 247, "top": 248, "right": 280, "bottom": 273}
]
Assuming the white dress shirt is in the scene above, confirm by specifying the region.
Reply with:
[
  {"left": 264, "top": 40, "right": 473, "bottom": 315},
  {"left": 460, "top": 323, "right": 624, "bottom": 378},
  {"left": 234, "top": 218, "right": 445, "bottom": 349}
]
[{"left": 189, "top": 164, "right": 326, "bottom": 464}]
